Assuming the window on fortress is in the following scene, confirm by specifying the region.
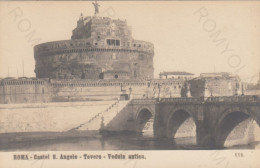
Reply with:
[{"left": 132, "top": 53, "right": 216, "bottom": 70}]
[
  {"left": 107, "top": 39, "right": 120, "bottom": 46},
  {"left": 116, "top": 40, "right": 120, "bottom": 46}
]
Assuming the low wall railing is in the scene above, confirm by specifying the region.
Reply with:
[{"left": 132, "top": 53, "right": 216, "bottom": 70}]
[
  {"left": 160, "top": 97, "right": 204, "bottom": 103},
  {"left": 204, "top": 95, "right": 260, "bottom": 102},
  {"left": 130, "top": 98, "right": 157, "bottom": 104},
  {"left": 136, "top": 95, "right": 260, "bottom": 104}
]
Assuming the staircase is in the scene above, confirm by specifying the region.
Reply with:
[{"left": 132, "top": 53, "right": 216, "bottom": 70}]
[{"left": 70, "top": 100, "right": 129, "bottom": 131}]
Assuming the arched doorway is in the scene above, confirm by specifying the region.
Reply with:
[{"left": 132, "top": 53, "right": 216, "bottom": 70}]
[
  {"left": 215, "top": 111, "right": 260, "bottom": 148},
  {"left": 136, "top": 108, "right": 153, "bottom": 137},
  {"left": 167, "top": 110, "right": 197, "bottom": 145}
]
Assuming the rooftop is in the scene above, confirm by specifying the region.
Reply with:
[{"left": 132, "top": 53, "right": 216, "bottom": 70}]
[
  {"left": 159, "top": 71, "right": 195, "bottom": 76},
  {"left": 103, "top": 70, "right": 130, "bottom": 74},
  {"left": 200, "top": 72, "right": 231, "bottom": 77}
]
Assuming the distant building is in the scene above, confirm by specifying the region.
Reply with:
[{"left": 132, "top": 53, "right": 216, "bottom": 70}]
[
  {"left": 200, "top": 72, "right": 231, "bottom": 78},
  {"left": 159, "top": 71, "right": 195, "bottom": 80},
  {"left": 244, "top": 71, "right": 260, "bottom": 95},
  {"left": 189, "top": 73, "right": 241, "bottom": 97}
]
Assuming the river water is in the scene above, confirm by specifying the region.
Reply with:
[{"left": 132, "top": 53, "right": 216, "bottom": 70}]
[
  {"left": 2, "top": 132, "right": 259, "bottom": 151},
  {"left": 2, "top": 118, "right": 260, "bottom": 151}
]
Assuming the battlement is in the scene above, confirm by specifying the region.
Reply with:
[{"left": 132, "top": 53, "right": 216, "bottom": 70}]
[
  {"left": 49, "top": 78, "right": 184, "bottom": 87},
  {"left": 50, "top": 79, "right": 146, "bottom": 87},
  {"left": 0, "top": 78, "right": 47, "bottom": 86},
  {"left": 0, "top": 78, "right": 185, "bottom": 87},
  {"left": 34, "top": 39, "right": 154, "bottom": 58}
]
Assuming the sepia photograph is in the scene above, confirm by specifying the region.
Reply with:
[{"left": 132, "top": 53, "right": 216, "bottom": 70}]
[{"left": 0, "top": 1, "right": 260, "bottom": 167}]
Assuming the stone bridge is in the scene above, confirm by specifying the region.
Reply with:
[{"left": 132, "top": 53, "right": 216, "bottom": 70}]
[{"left": 129, "top": 95, "right": 260, "bottom": 148}]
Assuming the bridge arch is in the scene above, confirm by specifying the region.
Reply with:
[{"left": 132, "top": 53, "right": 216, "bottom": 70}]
[
  {"left": 135, "top": 106, "right": 154, "bottom": 134},
  {"left": 214, "top": 107, "right": 260, "bottom": 148},
  {"left": 166, "top": 108, "right": 197, "bottom": 139}
]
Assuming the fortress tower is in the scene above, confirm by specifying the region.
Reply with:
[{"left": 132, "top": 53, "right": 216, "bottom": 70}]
[{"left": 34, "top": 2, "right": 154, "bottom": 80}]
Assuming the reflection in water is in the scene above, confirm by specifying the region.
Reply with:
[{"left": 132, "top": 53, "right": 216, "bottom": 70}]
[
  {"left": 224, "top": 119, "right": 260, "bottom": 148},
  {"left": 1, "top": 131, "right": 259, "bottom": 151},
  {"left": 174, "top": 117, "right": 196, "bottom": 145},
  {"left": 1, "top": 118, "right": 259, "bottom": 151}
]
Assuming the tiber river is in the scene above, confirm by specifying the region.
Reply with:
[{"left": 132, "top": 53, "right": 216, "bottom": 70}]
[{"left": 2, "top": 119, "right": 260, "bottom": 151}]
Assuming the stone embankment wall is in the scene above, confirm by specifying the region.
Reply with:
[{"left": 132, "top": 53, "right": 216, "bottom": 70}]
[
  {"left": 0, "top": 79, "right": 51, "bottom": 104},
  {"left": 0, "top": 101, "right": 114, "bottom": 133},
  {"left": 0, "top": 100, "right": 134, "bottom": 134},
  {"left": 73, "top": 100, "right": 134, "bottom": 132}
]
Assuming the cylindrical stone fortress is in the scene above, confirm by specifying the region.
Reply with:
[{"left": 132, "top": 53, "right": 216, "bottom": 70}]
[{"left": 34, "top": 15, "right": 154, "bottom": 80}]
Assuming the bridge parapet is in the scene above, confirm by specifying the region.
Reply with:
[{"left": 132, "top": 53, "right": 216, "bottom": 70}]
[
  {"left": 159, "top": 95, "right": 260, "bottom": 104},
  {"left": 204, "top": 95, "right": 260, "bottom": 103},
  {"left": 130, "top": 95, "right": 260, "bottom": 105},
  {"left": 130, "top": 98, "right": 157, "bottom": 105},
  {"left": 160, "top": 97, "right": 204, "bottom": 104}
]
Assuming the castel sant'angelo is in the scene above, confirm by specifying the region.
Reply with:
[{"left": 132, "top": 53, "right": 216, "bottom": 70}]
[
  {"left": 34, "top": 1, "right": 154, "bottom": 80},
  {"left": 0, "top": 2, "right": 242, "bottom": 104}
]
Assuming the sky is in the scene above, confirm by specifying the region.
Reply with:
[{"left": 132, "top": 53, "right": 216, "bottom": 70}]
[{"left": 0, "top": 1, "right": 259, "bottom": 82}]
